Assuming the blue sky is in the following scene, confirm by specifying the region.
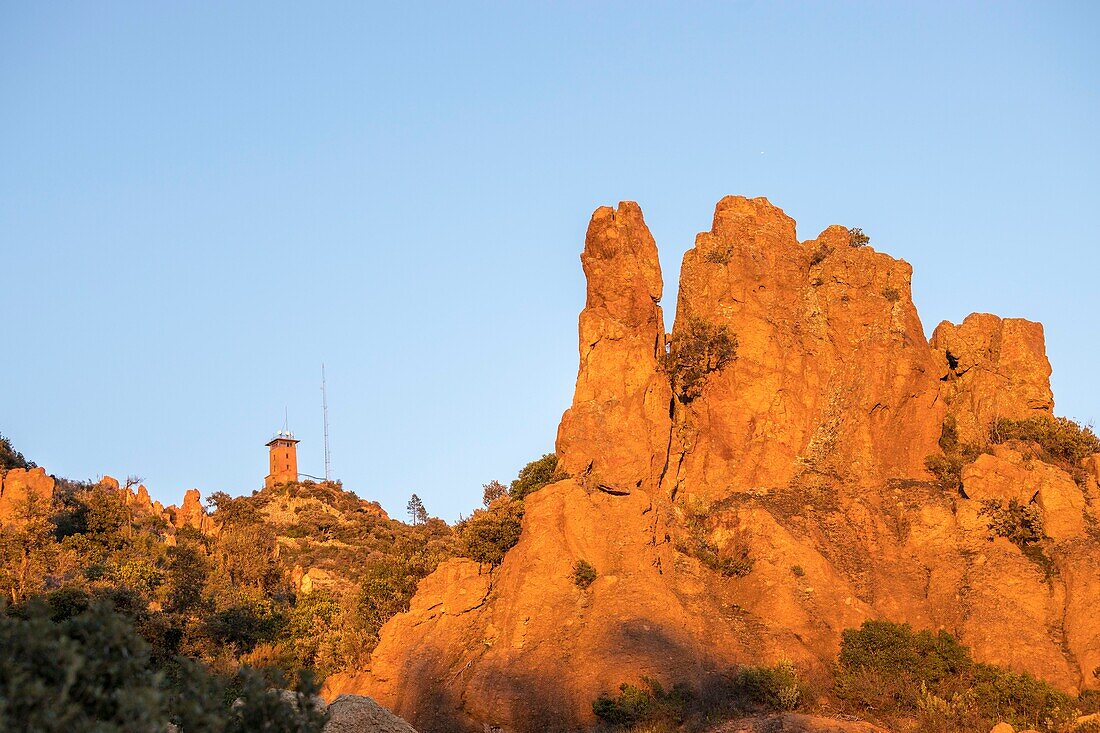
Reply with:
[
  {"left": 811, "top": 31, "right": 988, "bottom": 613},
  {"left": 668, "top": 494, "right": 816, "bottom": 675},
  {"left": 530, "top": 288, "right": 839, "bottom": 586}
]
[{"left": 2, "top": 2, "right": 1097, "bottom": 520}]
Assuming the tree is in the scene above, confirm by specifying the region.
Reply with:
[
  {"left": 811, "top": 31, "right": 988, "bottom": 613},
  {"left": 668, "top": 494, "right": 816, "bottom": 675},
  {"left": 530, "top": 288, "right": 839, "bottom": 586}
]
[
  {"left": 406, "top": 494, "right": 427, "bottom": 526},
  {"left": 458, "top": 500, "right": 524, "bottom": 566},
  {"left": 482, "top": 480, "right": 508, "bottom": 506},
  {"left": 509, "top": 454, "right": 561, "bottom": 501},
  {"left": 0, "top": 493, "right": 58, "bottom": 604}
]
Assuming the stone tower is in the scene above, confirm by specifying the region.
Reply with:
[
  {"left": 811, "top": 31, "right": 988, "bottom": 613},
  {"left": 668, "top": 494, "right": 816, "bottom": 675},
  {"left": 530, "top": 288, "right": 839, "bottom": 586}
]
[{"left": 265, "top": 431, "right": 299, "bottom": 488}]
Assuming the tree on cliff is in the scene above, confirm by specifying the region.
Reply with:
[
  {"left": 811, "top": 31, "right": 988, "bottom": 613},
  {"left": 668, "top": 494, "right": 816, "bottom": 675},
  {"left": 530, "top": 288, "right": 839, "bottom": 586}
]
[{"left": 406, "top": 494, "right": 427, "bottom": 525}]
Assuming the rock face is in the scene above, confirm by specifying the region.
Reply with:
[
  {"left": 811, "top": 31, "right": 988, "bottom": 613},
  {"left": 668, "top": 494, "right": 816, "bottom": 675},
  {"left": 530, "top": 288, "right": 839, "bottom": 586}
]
[
  {"left": 329, "top": 197, "right": 1099, "bottom": 733},
  {"left": 0, "top": 467, "right": 55, "bottom": 522},
  {"left": 668, "top": 197, "right": 944, "bottom": 497},
  {"left": 555, "top": 202, "right": 672, "bottom": 493},
  {"left": 931, "top": 313, "right": 1054, "bottom": 444}
]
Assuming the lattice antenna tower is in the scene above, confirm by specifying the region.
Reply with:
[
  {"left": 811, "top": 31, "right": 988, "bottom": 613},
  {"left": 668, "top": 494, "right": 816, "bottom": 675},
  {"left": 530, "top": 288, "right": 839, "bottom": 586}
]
[{"left": 321, "top": 363, "right": 332, "bottom": 482}]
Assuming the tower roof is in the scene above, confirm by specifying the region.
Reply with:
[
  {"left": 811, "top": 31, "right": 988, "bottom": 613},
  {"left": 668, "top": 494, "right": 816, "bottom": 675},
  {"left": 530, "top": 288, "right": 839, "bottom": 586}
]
[{"left": 266, "top": 430, "right": 300, "bottom": 447}]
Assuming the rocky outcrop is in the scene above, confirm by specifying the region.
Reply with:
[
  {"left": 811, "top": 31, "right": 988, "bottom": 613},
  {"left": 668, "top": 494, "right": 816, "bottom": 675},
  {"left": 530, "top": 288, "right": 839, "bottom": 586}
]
[
  {"left": 667, "top": 197, "right": 943, "bottom": 498},
  {"left": 555, "top": 202, "right": 672, "bottom": 493},
  {"left": 331, "top": 196, "right": 1100, "bottom": 733},
  {"left": 931, "top": 313, "right": 1054, "bottom": 444},
  {"left": 171, "top": 488, "right": 212, "bottom": 532},
  {"left": 0, "top": 467, "right": 55, "bottom": 522}
]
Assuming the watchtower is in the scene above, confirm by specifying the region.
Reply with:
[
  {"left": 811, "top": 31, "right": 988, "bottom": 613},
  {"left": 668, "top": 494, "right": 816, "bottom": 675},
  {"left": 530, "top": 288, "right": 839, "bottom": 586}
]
[{"left": 265, "top": 430, "right": 299, "bottom": 488}]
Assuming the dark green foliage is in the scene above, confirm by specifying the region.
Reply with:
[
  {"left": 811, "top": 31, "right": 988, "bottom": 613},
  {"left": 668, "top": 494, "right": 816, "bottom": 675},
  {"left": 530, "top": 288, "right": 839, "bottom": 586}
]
[
  {"left": 790, "top": 565, "right": 805, "bottom": 577},
  {"left": 0, "top": 600, "right": 165, "bottom": 730},
  {"left": 593, "top": 664, "right": 803, "bottom": 730},
  {"left": 0, "top": 601, "right": 327, "bottom": 732},
  {"left": 458, "top": 499, "right": 524, "bottom": 566},
  {"left": 356, "top": 561, "right": 420, "bottom": 648},
  {"left": 509, "top": 453, "right": 563, "bottom": 501},
  {"left": 882, "top": 286, "right": 900, "bottom": 302},
  {"left": 592, "top": 677, "right": 692, "bottom": 728},
  {"left": 664, "top": 318, "right": 738, "bottom": 403},
  {"left": 848, "top": 227, "right": 870, "bottom": 247},
  {"left": 571, "top": 559, "right": 596, "bottom": 589},
  {"left": 724, "top": 662, "right": 803, "bottom": 712},
  {"left": 0, "top": 433, "right": 34, "bottom": 470},
  {"left": 835, "top": 620, "right": 1078, "bottom": 732},
  {"left": 809, "top": 243, "right": 834, "bottom": 267},
  {"left": 980, "top": 499, "right": 1045, "bottom": 547}
]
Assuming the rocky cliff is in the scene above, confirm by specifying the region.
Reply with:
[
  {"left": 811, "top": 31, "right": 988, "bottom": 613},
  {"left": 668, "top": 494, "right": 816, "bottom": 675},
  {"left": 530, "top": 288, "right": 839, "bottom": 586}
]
[{"left": 327, "top": 197, "right": 1100, "bottom": 733}]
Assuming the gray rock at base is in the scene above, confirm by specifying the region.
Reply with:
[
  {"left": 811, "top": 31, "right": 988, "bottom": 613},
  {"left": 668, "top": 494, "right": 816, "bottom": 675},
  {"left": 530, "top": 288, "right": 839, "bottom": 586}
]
[{"left": 323, "top": 694, "right": 418, "bottom": 733}]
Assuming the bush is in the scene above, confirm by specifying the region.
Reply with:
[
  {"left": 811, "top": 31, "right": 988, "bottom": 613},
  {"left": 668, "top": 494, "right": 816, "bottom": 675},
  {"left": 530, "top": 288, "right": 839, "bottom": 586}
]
[
  {"left": 592, "top": 677, "right": 691, "bottom": 729},
  {"left": 571, "top": 559, "right": 596, "bottom": 589},
  {"left": 835, "top": 620, "right": 1077, "bottom": 732},
  {"left": 664, "top": 318, "right": 738, "bottom": 403},
  {"left": 882, "top": 286, "right": 900, "bottom": 302},
  {"left": 458, "top": 500, "right": 524, "bottom": 566},
  {"left": 509, "top": 453, "right": 564, "bottom": 501},
  {"left": 848, "top": 227, "right": 870, "bottom": 247},
  {"left": 0, "top": 601, "right": 328, "bottom": 732},
  {"left": 990, "top": 416, "right": 1100, "bottom": 483},
  {"left": 979, "top": 499, "right": 1045, "bottom": 548}
]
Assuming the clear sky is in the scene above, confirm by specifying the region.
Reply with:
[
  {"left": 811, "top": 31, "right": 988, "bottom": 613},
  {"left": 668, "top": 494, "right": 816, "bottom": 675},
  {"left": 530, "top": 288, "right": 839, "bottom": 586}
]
[{"left": 2, "top": 2, "right": 1097, "bottom": 521}]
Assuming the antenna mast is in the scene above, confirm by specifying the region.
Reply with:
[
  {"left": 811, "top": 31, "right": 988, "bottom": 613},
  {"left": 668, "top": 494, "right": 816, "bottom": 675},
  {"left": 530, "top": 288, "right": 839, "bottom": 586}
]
[{"left": 321, "top": 363, "right": 331, "bottom": 482}]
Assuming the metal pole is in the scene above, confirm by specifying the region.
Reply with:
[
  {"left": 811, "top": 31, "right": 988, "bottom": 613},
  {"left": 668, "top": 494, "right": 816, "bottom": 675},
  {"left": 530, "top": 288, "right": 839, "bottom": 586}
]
[{"left": 322, "top": 363, "right": 331, "bottom": 482}]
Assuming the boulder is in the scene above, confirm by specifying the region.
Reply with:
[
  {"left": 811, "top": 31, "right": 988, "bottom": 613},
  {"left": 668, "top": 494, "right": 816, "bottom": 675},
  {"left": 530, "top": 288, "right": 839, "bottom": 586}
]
[
  {"left": 323, "top": 694, "right": 418, "bottom": 733},
  {"left": 931, "top": 313, "right": 1054, "bottom": 445}
]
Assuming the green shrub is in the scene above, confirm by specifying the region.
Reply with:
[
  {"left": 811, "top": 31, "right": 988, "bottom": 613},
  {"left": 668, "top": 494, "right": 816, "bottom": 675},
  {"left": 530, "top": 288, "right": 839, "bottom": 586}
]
[
  {"left": 979, "top": 499, "right": 1045, "bottom": 548},
  {"left": 664, "top": 318, "right": 738, "bottom": 403},
  {"left": 990, "top": 416, "right": 1100, "bottom": 484},
  {"left": 457, "top": 499, "right": 524, "bottom": 566},
  {"left": 592, "top": 677, "right": 691, "bottom": 729},
  {"left": 728, "top": 662, "right": 803, "bottom": 711},
  {"left": 848, "top": 227, "right": 870, "bottom": 247},
  {"left": 571, "top": 559, "right": 597, "bottom": 589},
  {"left": 790, "top": 565, "right": 805, "bottom": 577},
  {"left": 882, "top": 286, "right": 900, "bottom": 302},
  {"left": 509, "top": 453, "right": 564, "bottom": 501},
  {"left": 835, "top": 620, "right": 1077, "bottom": 732}
]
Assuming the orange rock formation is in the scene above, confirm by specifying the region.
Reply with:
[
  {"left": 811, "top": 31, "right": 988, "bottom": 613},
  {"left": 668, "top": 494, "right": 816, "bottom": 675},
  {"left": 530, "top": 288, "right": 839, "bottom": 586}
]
[{"left": 327, "top": 196, "right": 1100, "bottom": 733}]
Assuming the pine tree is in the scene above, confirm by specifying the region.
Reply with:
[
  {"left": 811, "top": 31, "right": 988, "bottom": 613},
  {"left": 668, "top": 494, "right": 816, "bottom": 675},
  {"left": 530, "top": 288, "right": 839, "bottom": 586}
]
[{"left": 407, "top": 494, "right": 427, "bottom": 525}]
